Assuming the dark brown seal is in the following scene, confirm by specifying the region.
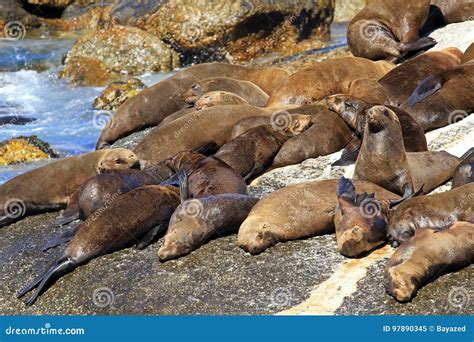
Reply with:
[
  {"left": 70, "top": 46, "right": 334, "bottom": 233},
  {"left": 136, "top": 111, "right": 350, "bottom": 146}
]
[
  {"left": 133, "top": 105, "right": 271, "bottom": 166},
  {"left": 96, "top": 63, "right": 287, "bottom": 148},
  {"left": 347, "top": 0, "right": 436, "bottom": 60},
  {"left": 215, "top": 120, "right": 312, "bottom": 180},
  {"left": 452, "top": 148, "right": 474, "bottom": 189},
  {"left": 182, "top": 76, "right": 269, "bottom": 107},
  {"left": 378, "top": 48, "right": 462, "bottom": 106},
  {"left": 430, "top": 0, "right": 474, "bottom": 23},
  {"left": 387, "top": 183, "right": 474, "bottom": 247},
  {"left": 266, "top": 57, "right": 394, "bottom": 107},
  {"left": 271, "top": 108, "right": 353, "bottom": 168},
  {"left": 384, "top": 220, "right": 474, "bottom": 302},
  {"left": 17, "top": 185, "right": 180, "bottom": 305},
  {"left": 158, "top": 194, "right": 259, "bottom": 261},
  {"left": 238, "top": 179, "right": 398, "bottom": 255},
  {"left": 0, "top": 149, "right": 140, "bottom": 228}
]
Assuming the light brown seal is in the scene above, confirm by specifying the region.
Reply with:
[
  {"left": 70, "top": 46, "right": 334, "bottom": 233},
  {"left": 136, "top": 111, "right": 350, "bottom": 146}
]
[
  {"left": 452, "top": 148, "right": 474, "bottom": 189},
  {"left": 347, "top": 0, "right": 436, "bottom": 60},
  {"left": 96, "top": 63, "right": 287, "bottom": 148},
  {"left": 194, "top": 91, "right": 250, "bottom": 110},
  {"left": 461, "top": 43, "right": 474, "bottom": 64},
  {"left": 266, "top": 57, "right": 394, "bottom": 107},
  {"left": 0, "top": 149, "right": 140, "bottom": 228},
  {"left": 348, "top": 77, "right": 390, "bottom": 104},
  {"left": 133, "top": 105, "right": 271, "bottom": 166},
  {"left": 387, "top": 183, "right": 474, "bottom": 246},
  {"left": 158, "top": 194, "right": 258, "bottom": 261},
  {"left": 182, "top": 76, "right": 269, "bottom": 107},
  {"left": 238, "top": 179, "right": 398, "bottom": 254},
  {"left": 17, "top": 185, "right": 180, "bottom": 306},
  {"left": 384, "top": 221, "right": 474, "bottom": 302}
]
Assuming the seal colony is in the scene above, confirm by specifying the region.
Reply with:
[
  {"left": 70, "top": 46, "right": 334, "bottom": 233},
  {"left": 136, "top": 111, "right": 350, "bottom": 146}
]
[{"left": 1, "top": 3, "right": 473, "bottom": 308}]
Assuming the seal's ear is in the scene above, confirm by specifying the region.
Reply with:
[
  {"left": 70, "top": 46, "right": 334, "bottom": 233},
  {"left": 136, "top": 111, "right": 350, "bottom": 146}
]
[{"left": 389, "top": 185, "right": 424, "bottom": 208}]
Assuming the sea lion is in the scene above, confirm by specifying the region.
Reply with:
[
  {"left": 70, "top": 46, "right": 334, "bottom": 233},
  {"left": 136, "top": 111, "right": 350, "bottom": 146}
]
[
  {"left": 158, "top": 194, "right": 259, "bottom": 261},
  {"left": 384, "top": 221, "right": 474, "bottom": 302},
  {"left": 403, "top": 62, "right": 474, "bottom": 131},
  {"left": 0, "top": 149, "right": 140, "bottom": 228},
  {"left": 335, "top": 177, "right": 395, "bottom": 257},
  {"left": 17, "top": 185, "right": 180, "bottom": 306},
  {"left": 238, "top": 179, "right": 399, "bottom": 255},
  {"left": 348, "top": 78, "right": 390, "bottom": 104},
  {"left": 430, "top": 0, "right": 474, "bottom": 24},
  {"left": 379, "top": 48, "right": 462, "bottom": 106},
  {"left": 271, "top": 108, "right": 353, "bottom": 168},
  {"left": 215, "top": 119, "right": 312, "bottom": 180},
  {"left": 347, "top": 0, "right": 436, "bottom": 60},
  {"left": 452, "top": 148, "right": 474, "bottom": 189},
  {"left": 161, "top": 152, "right": 248, "bottom": 200},
  {"left": 387, "top": 183, "right": 474, "bottom": 247},
  {"left": 133, "top": 105, "right": 271, "bottom": 166},
  {"left": 326, "top": 95, "right": 427, "bottom": 154},
  {"left": 266, "top": 57, "right": 394, "bottom": 107},
  {"left": 194, "top": 91, "right": 249, "bottom": 110},
  {"left": 96, "top": 63, "right": 288, "bottom": 148},
  {"left": 182, "top": 76, "right": 269, "bottom": 107}
]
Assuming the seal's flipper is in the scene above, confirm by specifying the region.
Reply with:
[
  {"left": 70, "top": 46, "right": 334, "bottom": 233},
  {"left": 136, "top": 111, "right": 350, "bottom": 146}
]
[
  {"left": 244, "top": 163, "right": 264, "bottom": 181},
  {"left": 135, "top": 224, "right": 164, "bottom": 250},
  {"left": 336, "top": 177, "right": 356, "bottom": 199},
  {"left": 17, "top": 257, "right": 75, "bottom": 306},
  {"left": 407, "top": 75, "right": 443, "bottom": 108},
  {"left": 42, "top": 223, "right": 80, "bottom": 252},
  {"left": 460, "top": 147, "right": 474, "bottom": 160},
  {"left": 389, "top": 185, "right": 424, "bottom": 208},
  {"left": 332, "top": 137, "right": 361, "bottom": 166},
  {"left": 400, "top": 37, "right": 437, "bottom": 56},
  {"left": 53, "top": 212, "right": 80, "bottom": 227},
  {"left": 178, "top": 172, "right": 189, "bottom": 202},
  {"left": 160, "top": 173, "right": 180, "bottom": 187}
]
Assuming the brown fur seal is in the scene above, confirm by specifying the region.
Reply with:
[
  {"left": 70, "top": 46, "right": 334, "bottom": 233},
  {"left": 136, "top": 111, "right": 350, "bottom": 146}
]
[
  {"left": 238, "top": 179, "right": 398, "bottom": 255},
  {"left": 0, "top": 149, "right": 139, "bottom": 228},
  {"left": 348, "top": 78, "right": 390, "bottom": 104},
  {"left": 335, "top": 177, "right": 399, "bottom": 257},
  {"left": 452, "top": 148, "right": 474, "bottom": 189},
  {"left": 158, "top": 194, "right": 258, "bottom": 261},
  {"left": 194, "top": 91, "right": 250, "bottom": 110},
  {"left": 403, "top": 62, "right": 474, "bottom": 130},
  {"left": 215, "top": 120, "right": 312, "bottom": 180},
  {"left": 161, "top": 152, "right": 248, "bottom": 200},
  {"left": 96, "top": 64, "right": 287, "bottom": 148},
  {"left": 182, "top": 76, "right": 269, "bottom": 107},
  {"left": 379, "top": 48, "right": 462, "bottom": 106},
  {"left": 326, "top": 95, "right": 427, "bottom": 155},
  {"left": 17, "top": 185, "right": 180, "bottom": 305},
  {"left": 430, "top": 0, "right": 474, "bottom": 23},
  {"left": 387, "top": 183, "right": 474, "bottom": 247},
  {"left": 384, "top": 220, "right": 474, "bottom": 302},
  {"left": 266, "top": 57, "right": 394, "bottom": 107},
  {"left": 272, "top": 108, "right": 353, "bottom": 168},
  {"left": 133, "top": 105, "right": 271, "bottom": 166},
  {"left": 347, "top": 0, "right": 436, "bottom": 60}
]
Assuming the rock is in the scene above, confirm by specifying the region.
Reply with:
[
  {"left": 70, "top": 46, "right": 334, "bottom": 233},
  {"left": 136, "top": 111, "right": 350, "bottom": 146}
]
[
  {"left": 0, "top": 135, "right": 58, "bottom": 166},
  {"left": 93, "top": 78, "right": 147, "bottom": 111},
  {"left": 107, "top": 0, "right": 167, "bottom": 26},
  {"left": 145, "top": 0, "right": 334, "bottom": 63},
  {"left": 429, "top": 21, "right": 474, "bottom": 53},
  {"left": 334, "top": 0, "right": 367, "bottom": 22},
  {"left": 25, "top": 0, "right": 75, "bottom": 8},
  {"left": 62, "top": 26, "right": 179, "bottom": 83},
  {"left": 59, "top": 56, "right": 114, "bottom": 86}
]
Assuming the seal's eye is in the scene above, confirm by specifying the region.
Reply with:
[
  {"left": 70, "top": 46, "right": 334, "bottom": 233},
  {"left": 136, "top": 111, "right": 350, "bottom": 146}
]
[
  {"left": 401, "top": 230, "right": 414, "bottom": 240},
  {"left": 294, "top": 120, "right": 300, "bottom": 128},
  {"left": 115, "top": 158, "right": 126, "bottom": 164},
  {"left": 383, "top": 110, "right": 390, "bottom": 117},
  {"left": 191, "top": 84, "right": 199, "bottom": 90},
  {"left": 344, "top": 101, "right": 353, "bottom": 108}
]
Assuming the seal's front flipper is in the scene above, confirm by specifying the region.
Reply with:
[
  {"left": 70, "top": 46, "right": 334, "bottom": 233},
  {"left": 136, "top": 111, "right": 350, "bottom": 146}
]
[
  {"left": 389, "top": 185, "right": 424, "bottom": 208},
  {"left": 136, "top": 224, "right": 164, "bottom": 249},
  {"left": 400, "top": 37, "right": 437, "bottom": 56},
  {"left": 17, "top": 257, "right": 75, "bottom": 306},
  {"left": 42, "top": 223, "right": 80, "bottom": 252},
  {"left": 178, "top": 172, "right": 189, "bottom": 202},
  {"left": 336, "top": 176, "right": 356, "bottom": 199},
  {"left": 407, "top": 75, "right": 443, "bottom": 107},
  {"left": 332, "top": 137, "right": 361, "bottom": 166}
]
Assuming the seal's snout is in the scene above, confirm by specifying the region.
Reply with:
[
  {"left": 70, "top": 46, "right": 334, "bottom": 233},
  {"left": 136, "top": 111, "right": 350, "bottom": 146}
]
[
  {"left": 96, "top": 140, "right": 110, "bottom": 150},
  {"left": 326, "top": 95, "right": 344, "bottom": 113}
]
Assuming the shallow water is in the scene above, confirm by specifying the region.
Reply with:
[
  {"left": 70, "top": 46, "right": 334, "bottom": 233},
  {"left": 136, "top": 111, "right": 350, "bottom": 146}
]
[{"left": 0, "top": 23, "right": 348, "bottom": 184}]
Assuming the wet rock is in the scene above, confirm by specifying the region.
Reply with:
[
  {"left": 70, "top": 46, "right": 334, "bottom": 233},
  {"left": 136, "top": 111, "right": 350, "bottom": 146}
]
[
  {"left": 334, "top": 0, "right": 367, "bottom": 22},
  {"left": 145, "top": 0, "right": 334, "bottom": 63},
  {"left": 59, "top": 56, "right": 114, "bottom": 86},
  {"left": 107, "top": 0, "right": 167, "bottom": 26},
  {"left": 93, "top": 78, "right": 147, "bottom": 111},
  {"left": 0, "top": 115, "right": 37, "bottom": 126},
  {"left": 63, "top": 26, "right": 179, "bottom": 83},
  {"left": 0, "top": 135, "right": 58, "bottom": 166}
]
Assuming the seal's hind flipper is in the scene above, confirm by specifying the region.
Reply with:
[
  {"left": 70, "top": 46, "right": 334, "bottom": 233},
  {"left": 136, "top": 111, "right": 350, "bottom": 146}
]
[
  {"left": 244, "top": 163, "right": 264, "bottom": 182},
  {"left": 17, "top": 257, "right": 75, "bottom": 306},
  {"left": 42, "top": 223, "right": 80, "bottom": 252},
  {"left": 389, "top": 185, "right": 424, "bottom": 208},
  {"left": 400, "top": 37, "right": 437, "bottom": 56},
  {"left": 460, "top": 147, "right": 474, "bottom": 160},
  {"left": 178, "top": 172, "right": 189, "bottom": 202},
  {"left": 332, "top": 137, "right": 361, "bottom": 166},
  {"left": 160, "top": 173, "right": 180, "bottom": 187},
  {"left": 407, "top": 75, "right": 443, "bottom": 108},
  {"left": 336, "top": 177, "right": 356, "bottom": 199},
  {"left": 135, "top": 224, "right": 164, "bottom": 250}
]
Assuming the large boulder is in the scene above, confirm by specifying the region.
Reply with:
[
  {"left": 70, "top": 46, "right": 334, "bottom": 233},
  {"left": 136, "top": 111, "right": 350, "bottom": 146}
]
[
  {"left": 93, "top": 78, "right": 147, "bottom": 110},
  {"left": 0, "top": 136, "right": 58, "bottom": 166}
]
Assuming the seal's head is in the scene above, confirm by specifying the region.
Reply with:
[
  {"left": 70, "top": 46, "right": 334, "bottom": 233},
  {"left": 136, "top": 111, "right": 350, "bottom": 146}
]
[
  {"left": 335, "top": 177, "right": 389, "bottom": 257},
  {"left": 98, "top": 148, "right": 140, "bottom": 173},
  {"left": 194, "top": 91, "right": 248, "bottom": 110},
  {"left": 326, "top": 95, "right": 369, "bottom": 130},
  {"left": 365, "top": 105, "right": 400, "bottom": 134},
  {"left": 284, "top": 114, "right": 313, "bottom": 136}
]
